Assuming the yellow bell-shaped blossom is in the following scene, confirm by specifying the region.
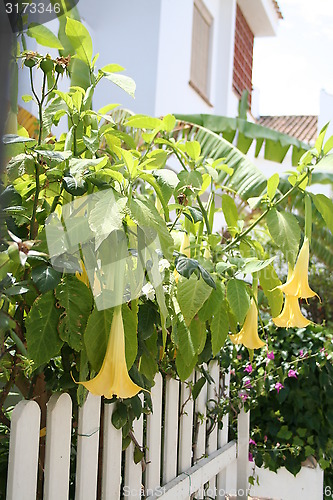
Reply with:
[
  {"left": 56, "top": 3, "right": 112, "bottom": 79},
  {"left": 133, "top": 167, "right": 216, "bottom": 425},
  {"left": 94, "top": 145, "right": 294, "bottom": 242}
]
[
  {"left": 229, "top": 299, "right": 265, "bottom": 350},
  {"left": 273, "top": 295, "right": 311, "bottom": 329},
  {"left": 79, "top": 306, "right": 143, "bottom": 399},
  {"left": 76, "top": 261, "right": 90, "bottom": 288},
  {"left": 174, "top": 231, "right": 190, "bottom": 283},
  {"left": 277, "top": 238, "right": 318, "bottom": 299}
]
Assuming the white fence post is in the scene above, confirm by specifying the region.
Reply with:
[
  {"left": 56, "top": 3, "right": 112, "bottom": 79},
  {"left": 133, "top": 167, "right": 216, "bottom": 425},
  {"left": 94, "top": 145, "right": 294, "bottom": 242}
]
[
  {"left": 194, "top": 368, "right": 208, "bottom": 499},
  {"left": 43, "top": 393, "right": 72, "bottom": 500},
  {"left": 75, "top": 393, "right": 101, "bottom": 500},
  {"left": 101, "top": 402, "right": 122, "bottom": 499},
  {"left": 237, "top": 408, "right": 250, "bottom": 500},
  {"left": 146, "top": 373, "right": 163, "bottom": 493},
  {"left": 217, "top": 369, "right": 230, "bottom": 500},
  {"left": 178, "top": 373, "right": 194, "bottom": 475},
  {"left": 124, "top": 394, "right": 144, "bottom": 500},
  {"left": 162, "top": 376, "right": 180, "bottom": 484},
  {"left": 207, "top": 361, "right": 220, "bottom": 493},
  {"left": 6, "top": 400, "right": 41, "bottom": 500}
]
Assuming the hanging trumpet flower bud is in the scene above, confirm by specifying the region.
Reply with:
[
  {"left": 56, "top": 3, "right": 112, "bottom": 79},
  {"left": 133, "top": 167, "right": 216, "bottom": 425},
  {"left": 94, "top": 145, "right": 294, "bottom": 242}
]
[
  {"left": 229, "top": 299, "right": 265, "bottom": 350},
  {"left": 273, "top": 295, "right": 311, "bottom": 329},
  {"left": 78, "top": 306, "right": 143, "bottom": 399},
  {"left": 277, "top": 238, "right": 318, "bottom": 299}
]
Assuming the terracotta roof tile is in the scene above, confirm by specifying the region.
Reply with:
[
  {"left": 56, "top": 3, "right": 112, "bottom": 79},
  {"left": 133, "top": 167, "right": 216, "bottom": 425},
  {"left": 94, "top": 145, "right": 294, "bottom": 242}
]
[{"left": 257, "top": 115, "right": 318, "bottom": 144}]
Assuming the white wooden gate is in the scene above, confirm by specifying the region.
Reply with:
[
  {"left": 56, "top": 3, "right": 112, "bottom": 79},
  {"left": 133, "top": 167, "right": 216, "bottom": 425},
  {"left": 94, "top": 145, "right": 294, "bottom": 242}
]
[{"left": 6, "top": 361, "right": 250, "bottom": 500}]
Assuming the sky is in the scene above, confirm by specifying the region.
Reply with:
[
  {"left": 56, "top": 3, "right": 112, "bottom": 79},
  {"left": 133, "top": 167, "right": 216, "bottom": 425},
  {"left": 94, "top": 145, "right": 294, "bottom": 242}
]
[{"left": 252, "top": 0, "right": 333, "bottom": 116}]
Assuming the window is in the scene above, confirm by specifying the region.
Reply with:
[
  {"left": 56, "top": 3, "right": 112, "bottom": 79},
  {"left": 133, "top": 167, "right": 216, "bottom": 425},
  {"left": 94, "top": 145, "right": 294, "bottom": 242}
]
[{"left": 190, "top": 0, "right": 213, "bottom": 103}]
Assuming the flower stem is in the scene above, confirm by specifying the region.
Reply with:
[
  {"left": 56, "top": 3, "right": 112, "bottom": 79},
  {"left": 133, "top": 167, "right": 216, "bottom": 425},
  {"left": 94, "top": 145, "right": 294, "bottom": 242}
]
[{"left": 223, "top": 170, "right": 311, "bottom": 253}]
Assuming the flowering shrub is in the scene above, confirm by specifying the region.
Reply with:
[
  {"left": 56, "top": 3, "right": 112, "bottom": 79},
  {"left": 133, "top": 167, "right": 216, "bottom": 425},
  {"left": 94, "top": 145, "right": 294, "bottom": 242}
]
[{"left": 219, "top": 322, "right": 333, "bottom": 490}]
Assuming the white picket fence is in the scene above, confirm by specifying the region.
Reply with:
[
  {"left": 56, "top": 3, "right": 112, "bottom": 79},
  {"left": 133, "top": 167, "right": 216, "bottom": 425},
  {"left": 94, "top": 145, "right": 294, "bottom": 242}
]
[{"left": 6, "top": 361, "right": 250, "bottom": 500}]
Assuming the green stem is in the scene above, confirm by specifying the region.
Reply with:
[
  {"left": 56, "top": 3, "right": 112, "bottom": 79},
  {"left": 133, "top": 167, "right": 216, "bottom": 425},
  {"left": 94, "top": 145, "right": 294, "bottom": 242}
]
[
  {"left": 196, "top": 195, "right": 211, "bottom": 235},
  {"left": 30, "top": 161, "right": 40, "bottom": 239},
  {"left": 50, "top": 183, "right": 64, "bottom": 213},
  {"left": 223, "top": 170, "right": 311, "bottom": 253},
  {"left": 304, "top": 194, "right": 312, "bottom": 243}
]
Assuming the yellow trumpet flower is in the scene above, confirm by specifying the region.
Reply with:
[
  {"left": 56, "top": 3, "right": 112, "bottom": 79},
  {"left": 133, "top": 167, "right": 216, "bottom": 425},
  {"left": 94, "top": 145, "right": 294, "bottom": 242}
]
[
  {"left": 76, "top": 261, "right": 90, "bottom": 288},
  {"left": 273, "top": 295, "right": 311, "bottom": 329},
  {"left": 229, "top": 299, "right": 265, "bottom": 350},
  {"left": 276, "top": 238, "right": 318, "bottom": 299},
  {"left": 79, "top": 306, "right": 143, "bottom": 399}
]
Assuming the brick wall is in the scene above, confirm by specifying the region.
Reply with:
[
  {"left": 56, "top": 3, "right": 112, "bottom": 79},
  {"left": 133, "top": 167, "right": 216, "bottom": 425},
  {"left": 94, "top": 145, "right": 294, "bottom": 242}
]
[{"left": 232, "top": 4, "right": 254, "bottom": 107}]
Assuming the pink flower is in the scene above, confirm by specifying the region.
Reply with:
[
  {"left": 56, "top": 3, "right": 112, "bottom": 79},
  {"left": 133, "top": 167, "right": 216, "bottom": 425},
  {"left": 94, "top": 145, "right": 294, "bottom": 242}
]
[
  {"left": 244, "top": 364, "right": 253, "bottom": 374},
  {"left": 249, "top": 452, "right": 254, "bottom": 462},
  {"left": 244, "top": 379, "right": 252, "bottom": 389},
  {"left": 249, "top": 438, "right": 256, "bottom": 446},
  {"left": 239, "top": 391, "right": 249, "bottom": 401},
  {"left": 288, "top": 369, "right": 297, "bottom": 379},
  {"left": 275, "top": 382, "right": 284, "bottom": 393},
  {"left": 230, "top": 368, "right": 236, "bottom": 376},
  {"left": 267, "top": 351, "right": 275, "bottom": 360},
  {"left": 299, "top": 349, "right": 304, "bottom": 357},
  {"left": 237, "top": 354, "right": 242, "bottom": 360},
  {"left": 264, "top": 435, "right": 268, "bottom": 443}
]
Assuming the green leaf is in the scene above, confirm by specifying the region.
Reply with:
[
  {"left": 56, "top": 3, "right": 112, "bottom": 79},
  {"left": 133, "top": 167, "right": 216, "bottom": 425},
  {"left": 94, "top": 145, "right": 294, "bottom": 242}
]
[
  {"left": 211, "top": 300, "right": 229, "bottom": 356},
  {"left": 31, "top": 265, "right": 62, "bottom": 293},
  {"left": 175, "top": 319, "right": 197, "bottom": 366},
  {"left": 192, "top": 377, "right": 206, "bottom": 400},
  {"left": 177, "top": 275, "right": 212, "bottom": 326},
  {"left": 241, "top": 256, "right": 276, "bottom": 275},
  {"left": 153, "top": 169, "right": 178, "bottom": 204},
  {"left": 26, "top": 291, "right": 62, "bottom": 366},
  {"left": 221, "top": 194, "right": 238, "bottom": 232},
  {"left": 198, "top": 281, "right": 225, "bottom": 322},
  {"left": 104, "top": 73, "right": 136, "bottom": 98},
  {"left": 175, "top": 350, "right": 198, "bottom": 381},
  {"left": 55, "top": 276, "right": 93, "bottom": 351},
  {"left": 88, "top": 193, "right": 127, "bottom": 248},
  {"left": 22, "top": 95, "right": 33, "bottom": 103},
  {"left": 266, "top": 209, "right": 301, "bottom": 265},
  {"left": 65, "top": 18, "right": 93, "bottom": 67},
  {"left": 84, "top": 308, "right": 112, "bottom": 371},
  {"left": 125, "top": 115, "right": 162, "bottom": 130},
  {"left": 267, "top": 173, "right": 279, "bottom": 200},
  {"left": 3, "top": 134, "right": 36, "bottom": 145},
  {"left": 259, "top": 264, "right": 283, "bottom": 317},
  {"left": 277, "top": 425, "right": 292, "bottom": 440},
  {"left": 311, "top": 193, "right": 333, "bottom": 235},
  {"left": 175, "top": 257, "right": 216, "bottom": 289},
  {"left": 27, "top": 23, "right": 64, "bottom": 49},
  {"left": 226, "top": 279, "right": 250, "bottom": 324},
  {"left": 127, "top": 197, "right": 174, "bottom": 260},
  {"left": 185, "top": 141, "right": 201, "bottom": 160}
]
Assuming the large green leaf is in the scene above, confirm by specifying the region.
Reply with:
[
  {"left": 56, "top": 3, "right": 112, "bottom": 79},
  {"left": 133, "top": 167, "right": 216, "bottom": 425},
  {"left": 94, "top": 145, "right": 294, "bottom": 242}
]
[
  {"left": 174, "top": 121, "right": 268, "bottom": 200},
  {"left": 55, "top": 276, "right": 93, "bottom": 351},
  {"left": 198, "top": 281, "right": 225, "bottom": 322},
  {"left": 259, "top": 265, "right": 283, "bottom": 317},
  {"left": 31, "top": 264, "right": 62, "bottom": 293},
  {"left": 211, "top": 300, "right": 229, "bottom": 356},
  {"left": 26, "top": 291, "right": 62, "bottom": 366},
  {"left": 88, "top": 192, "right": 127, "bottom": 248},
  {"left": 266, "top": 209, "right": 301, "bottom": 265},
  {"left": 84, "top": 303, "right": 138, "bottom": 372},
  {"left": 177, "top": 274, "right": 212, "bottom": 326},
  {"left": 65, "top": 18, "right": 93, "bottom": 67},
  {"left": 311, "top": 194, "right": 333, "bottom": 235},
  {"left": 226, "top": 278, "right": 250, "bottom": 324},
  {"left": 104, "top": 73, "right": 136, "bottom": 98},
  {"left": 174, "top": 318, "right": 198, "bottom": 366},
  {"left": 175, "top": 114, "right": 310, "bottom": 167},
  {"left": 221, "top": 194, "right": 238, "bottom": 231},
  {"left": 127, "top": 197, "right": 174, "bottom": 260},
  {"left": 27, "top": 23, "right": 64, "bottom": 49}
]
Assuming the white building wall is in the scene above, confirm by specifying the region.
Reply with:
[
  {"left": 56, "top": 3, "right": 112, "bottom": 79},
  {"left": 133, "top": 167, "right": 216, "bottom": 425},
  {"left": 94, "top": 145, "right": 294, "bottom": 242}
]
[
  {"left": 154, "top": 0, "right": 237, "bottom": 117},
  {"left": 77, "top": 0, "right": 162, "bottom": 116}
]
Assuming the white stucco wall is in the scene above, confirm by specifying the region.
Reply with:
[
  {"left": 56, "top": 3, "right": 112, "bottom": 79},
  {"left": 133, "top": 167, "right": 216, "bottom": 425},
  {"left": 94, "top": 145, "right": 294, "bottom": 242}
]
[{"left": 154, "top": 0, "right": 238, "bottom": 117}]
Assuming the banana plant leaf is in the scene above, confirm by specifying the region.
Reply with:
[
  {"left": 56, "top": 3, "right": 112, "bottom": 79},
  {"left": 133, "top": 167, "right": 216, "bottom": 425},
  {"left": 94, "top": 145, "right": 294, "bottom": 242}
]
[{"left": 175, "top": 114, "right": 310, "bottom": 166}]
